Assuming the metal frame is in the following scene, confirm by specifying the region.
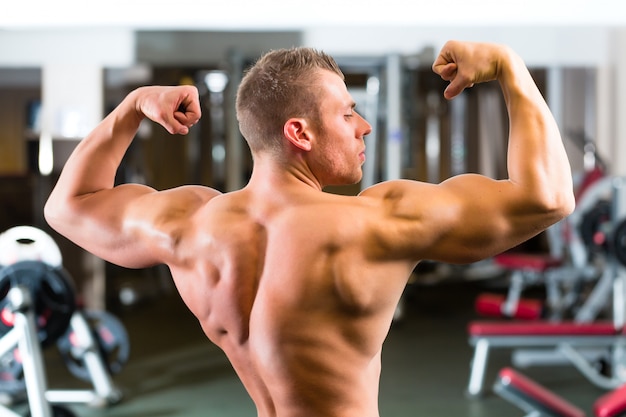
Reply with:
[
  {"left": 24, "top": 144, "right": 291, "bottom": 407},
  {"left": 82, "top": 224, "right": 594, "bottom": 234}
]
[
  {"left": 467, "top": 332, "right": 624, "bottom": 397},
  {"left": 0, "top": 286, "right": 55, "bottom": 417},
  {"left": 45, "top": 311, "right": 123, "bottom": 406},
  {"left": 0, "top": 293, "right": 123, "bottom": 416}
]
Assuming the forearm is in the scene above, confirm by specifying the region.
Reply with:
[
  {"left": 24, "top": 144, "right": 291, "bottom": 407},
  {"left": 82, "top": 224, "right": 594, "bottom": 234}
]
[{"left": 499, "top": 48, "right": 575, "bottom": 215}]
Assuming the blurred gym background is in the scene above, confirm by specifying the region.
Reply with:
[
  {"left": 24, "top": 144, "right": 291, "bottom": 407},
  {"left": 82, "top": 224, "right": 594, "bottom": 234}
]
[{"left": 1, "top": 1, "right": 626, "bottom": 416}]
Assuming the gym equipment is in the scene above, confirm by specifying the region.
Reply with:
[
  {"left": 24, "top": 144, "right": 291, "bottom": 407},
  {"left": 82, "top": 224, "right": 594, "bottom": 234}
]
[
  {"left": 579, "top": 199, "right": 612, "bottom": 255},
  {"left": 494, "top": 367, "right": 626, "bottom": 417},
  {"left": 0, "top": 226, "right": 126, "bottom": 409},
  {"left": 44, "top": 311, "right": 124, "bottom": 407},
  {"left": 474, "top": 254, "right": 560, "bottom": 320},
  {"left": 0, "top": 260, "right": 77, "bottom": 417},
  {"left": 567, "top": 176, "right": 617, "bottom": 323},
  {"left": 466, "top": 320, "right": 626, "bottom": 397},
  {"left": 56, "top": 309, "right": 129, "bottom": 382},
  {"left": 0, "top": 261, "right": 75, "bottom": 348},
  {"left": 475, "top": 289, "right": 544, "bottom": 320},
  {"left": 0, "top": 348, "right": 27, "bottom": 396},
  {"left": 467, "top": 178, "right": 626, "bottom": 397},
  {"left": 0, "top": 226, "right": 63, "bottom": 268},
  {"left": 607, "top": 217, "right": 626, "bottom": 271},
  {"left": 474, "top": 170, "right": 611, "bottom": 322}
]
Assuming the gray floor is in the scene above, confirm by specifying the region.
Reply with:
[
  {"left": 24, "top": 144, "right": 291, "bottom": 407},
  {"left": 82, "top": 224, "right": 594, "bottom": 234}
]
[{"left": 32, "top": 277, "right": 607, "bottom": 417}]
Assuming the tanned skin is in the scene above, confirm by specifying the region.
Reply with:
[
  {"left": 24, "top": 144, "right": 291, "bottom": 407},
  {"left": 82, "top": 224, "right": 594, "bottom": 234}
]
[{"left": 45, "top": 41, "right": 574, "bottom": 417}]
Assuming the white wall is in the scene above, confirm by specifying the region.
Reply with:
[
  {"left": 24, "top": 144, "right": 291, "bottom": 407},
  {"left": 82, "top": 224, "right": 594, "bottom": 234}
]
[
  {"left": 0, "top": 29, "right": 134, "bottom": 67},
  {"left": 304, "top": 26, "right": 612, "bottom": 67},
  {"left": 0, "top": 24, "right": 624, "bottom": 175},
  {"left": 2, "top": 0, "right": 625, "bottom": 30},
  {"left": 0, "top": 26, "right": 612, "bottom": 68},
  {"left": 0, "top": 28, "right": 135, "bottom": 176}
]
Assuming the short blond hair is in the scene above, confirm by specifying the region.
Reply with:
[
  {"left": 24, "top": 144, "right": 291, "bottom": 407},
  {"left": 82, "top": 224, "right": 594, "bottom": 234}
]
[{"left": 236, "top": 47, "right": 344, "bottom": 155}]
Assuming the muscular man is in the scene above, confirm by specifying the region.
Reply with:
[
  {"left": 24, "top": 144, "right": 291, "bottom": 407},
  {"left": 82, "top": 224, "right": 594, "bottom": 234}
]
[{"left": 45, "top": 41, "right": 574, "bottom": 417}]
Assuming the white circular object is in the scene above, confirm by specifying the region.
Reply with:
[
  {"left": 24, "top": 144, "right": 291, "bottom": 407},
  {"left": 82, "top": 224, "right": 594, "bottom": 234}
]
[{"left": 0, "top": 226, "right": 63, "bottom": 267}]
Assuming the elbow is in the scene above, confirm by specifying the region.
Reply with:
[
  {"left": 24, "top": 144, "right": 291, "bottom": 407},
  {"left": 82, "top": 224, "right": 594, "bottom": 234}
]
[
  {"left": 43, "top": 198, "right": 61, "bottom": 231},
  {"left": 561, "top": 191, "right": 576, "bottom": 218},
  {"left": 539, "top": 187, "right": 576, "bottom": 226},
  {"left": 43, "top": 194, "right": 72, "bottom": 233},
  {"left": 554, "top": 186, "right": 576, "bottom": 219}
]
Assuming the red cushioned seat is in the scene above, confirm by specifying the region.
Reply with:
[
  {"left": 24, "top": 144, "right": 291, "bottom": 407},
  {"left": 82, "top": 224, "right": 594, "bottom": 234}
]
[
  {"left": 494, "top": 252, "right": 563, "bottom": 272},
  {"left": 468, "top": 320, "right": 620, "bottom": 336},
  {"left": 594, "top": 383, "right": 626, "bottom": 417},
  {"left": 475, "top": 293, "right": 543, "bottom": 320},
  {"left": 496, "top": 367, "right": 585, "bottom": 417}
]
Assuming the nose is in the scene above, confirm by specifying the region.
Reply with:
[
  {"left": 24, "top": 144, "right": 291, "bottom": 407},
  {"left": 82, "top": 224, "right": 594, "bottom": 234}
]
[{"left": 356, "top": 112, "right": 372, "bottom": 137}]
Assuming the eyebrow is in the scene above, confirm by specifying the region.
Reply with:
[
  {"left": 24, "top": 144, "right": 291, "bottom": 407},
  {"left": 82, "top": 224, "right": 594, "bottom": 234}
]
[{"left": 342, "top": 101, "right": 356, "bottom": 113}]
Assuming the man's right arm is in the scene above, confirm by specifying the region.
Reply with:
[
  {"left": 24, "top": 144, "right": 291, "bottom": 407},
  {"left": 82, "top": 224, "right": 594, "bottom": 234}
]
[
  {"left": 44, "top": 86, "right": 217, "bottom": 268},
  {"left": 360, "top": 41, "right": 575, "bottom": 264}
]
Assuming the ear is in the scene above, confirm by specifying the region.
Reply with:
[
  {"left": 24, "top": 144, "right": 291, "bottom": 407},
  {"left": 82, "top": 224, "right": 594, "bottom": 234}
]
[{"left": 283, "top": 118, "right": 313, "bottom": 152}]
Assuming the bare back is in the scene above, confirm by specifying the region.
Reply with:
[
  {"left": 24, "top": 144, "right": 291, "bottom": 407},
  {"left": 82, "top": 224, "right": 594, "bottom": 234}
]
[{"left": 168, "top": 188, "right": 413, "bottom": 417}]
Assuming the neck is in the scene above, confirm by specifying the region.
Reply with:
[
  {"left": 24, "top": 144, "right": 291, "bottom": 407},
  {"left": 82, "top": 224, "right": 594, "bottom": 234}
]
[{"left": 247, "top": 154, "right": 324, "bottom": 192}]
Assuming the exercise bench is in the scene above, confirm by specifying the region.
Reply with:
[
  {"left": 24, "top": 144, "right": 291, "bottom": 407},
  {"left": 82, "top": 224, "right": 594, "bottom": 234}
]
[
  {"left": 475, "top": 252, "right": 562, "bottom": 320},
  {"left": 494, "top": 367, "right": 626, "bottom": 417},
  {"left": 467, "top": 320, "right": 626, "bottom": 397}
]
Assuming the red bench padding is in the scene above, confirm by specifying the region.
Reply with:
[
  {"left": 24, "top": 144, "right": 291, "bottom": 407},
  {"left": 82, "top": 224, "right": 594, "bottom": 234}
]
[
  {"left": 498, "top": 367, "right": 585, "bottom": 417},
  {"left": 475, "top": 293, "right": 543, "bottom": 320},
  {"left": 594, "top": 383, "right": 626, "bottom": 417},
  {"left": 494, "top": 252, "right": 563, "bottom": 271},
  {"left": 469, "top": 320, "right": 621, "bottom": 336}
]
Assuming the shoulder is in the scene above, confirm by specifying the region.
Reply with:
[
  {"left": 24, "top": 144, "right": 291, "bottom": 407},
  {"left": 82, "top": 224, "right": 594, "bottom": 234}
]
[
  {"left": 129, "top": 185, "right": 222, "bottom": 235},
  {"left": 354, "top": 180, "right": 465, "bottom": 261},
  {"left": 164, "top": 184, "right": 222, "bottom": 200},
  {"left": 358, "top": 179, "right": 433, "bottom": 199},
  {"left": 151, "top": 185, "right": 222, "bottom": 213},
  {"left": 357, "top": 179, "right": 443, "bottom": 216}
]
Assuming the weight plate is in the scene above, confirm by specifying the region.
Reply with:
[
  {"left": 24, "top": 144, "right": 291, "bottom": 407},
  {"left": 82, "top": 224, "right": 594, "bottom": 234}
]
[
  {"left": 612, "top": 218, "right": 626, "bottom": 267},
  {"left": 579, "top": 199, "right": 612, "bottom": 252},
  {"left": 0, "top": 261, "right": 75, "bottom": 348},
  {"left": 57, "top": 310, "right": 130, "bottom": 381}
]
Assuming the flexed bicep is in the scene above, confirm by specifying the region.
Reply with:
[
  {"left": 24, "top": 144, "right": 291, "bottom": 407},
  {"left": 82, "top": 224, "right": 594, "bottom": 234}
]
[
  {"left": 46, "top": 183, "right": 161, "bottom": 268},
  {"left": 426, "top": 40, "right": 574, "bottom": 262},
  {"left": 47, "top": 184, "right": 218, "bottom": 269},
  {"left": 418, "top": 175, "right": 557, "bottom": 264},
  {"left": 45, "top": 85, "right": 209, "bottom": 268},
  {"left": 361, "top": 176, "right": 554, "bottom": 265}
]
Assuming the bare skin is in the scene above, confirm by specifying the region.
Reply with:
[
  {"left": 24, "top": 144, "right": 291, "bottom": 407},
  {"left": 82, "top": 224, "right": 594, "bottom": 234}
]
[{"left": 45, "top": 41, "right": 574, "bottom": 417}]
